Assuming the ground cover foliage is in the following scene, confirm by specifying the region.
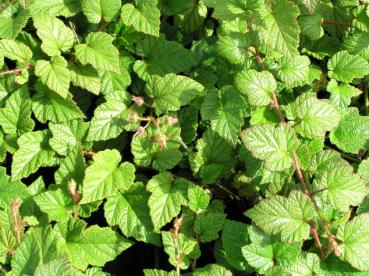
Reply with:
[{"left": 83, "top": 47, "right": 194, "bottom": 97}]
[{"left": 1, "top": 0, "right": 369, "bottom": 275}]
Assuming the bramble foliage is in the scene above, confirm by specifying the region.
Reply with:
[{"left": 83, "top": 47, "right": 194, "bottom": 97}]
[{"left": 1, "top": 0, "right": 369, "bottom": 275}]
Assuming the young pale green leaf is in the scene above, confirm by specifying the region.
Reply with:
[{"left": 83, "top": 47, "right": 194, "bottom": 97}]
[
  {"left": 145, "top": 73, "right": 204, "bottom": 115},
  {"left": 29, "top": 0, "right": 81, "bottom": 17},
  {"left": 81, "top": 149, "right": 135, "bottom": 204},
  {"left": 69, "top": 63, "right": 101, "bottom": 95},
  {"left": 11, "top": 226, "right": 60, "bottom": 275},
  {"left": 241, "top": 124, "right": 300, "bottom": 171},
  {"left": 330, "top": 108, "right": 369, "bottom": 154},
  {"left": 276, "top": 55, "right": 310, "bottom": 87},
  {"left": 75, "top": 32, "right": 120, "bottom": 73},
  {"left": 235, "top": 69, "right": 276, "bottom": 106},
  {"left": 327, "top": 79, "right": 362, "bottom": 109},
  {"left": 0, "top": 9, "right": 30, "bottom": 39},
  {"left": 0, "top": 39, "right": 32, "bottom": 63},
  {"left": 0, "top": 87, "right": 34, "bottom": 135},
  {"left": 11, "top": 130, "right": 56, "bottom": 180},
  {"left": 162, "top": 231, "right": 200, "bottom": 270},
  {"left": 35, "top": 56, "right": 71, "bottom": 98},
  {"left": 121, "top": 3, "right": 160, "bottom": 36},
  {"left": 245, "top": 190, "right": 314, "bottom": 243},
  {"left": 81, "top": 0, "right": 121, "bottom": 24},
  {"left": 286, "top": 94, "right": 341, "bottom": 138},
  {"left": 34, "top": 189, "right": 73, "bottom": 221},
  {"left": 313, "top": 167, "right": 368, "bottom": 212},
  {"left": 87, "top": 101, "right": 129, "bottom": 141},
  {"left": 33, "top": 15, "right": 75, "bottom": 56},
  {"left": 134, "top": 36, "right": 196, "bottom": 80},
  {"left": 201, "top": 86, "right": 248, "bottom": 145},
  {"left": 56, "top": 220, "right": 133, "bottom": 270},
  {"left": 32, "top": 83, "right": 84, "bottom": 123},
  {"left": 337, "top": 214, "right": 369, "bottom": 271},
  {"left": 147, "top": 172, "right": 188, "bottom": 231},
  {"left": 34, "top": 257, "right": 79, "bottom": 276},
  {"left": 104, "top": 183, "right": 160, "bottom": 245},
  {"left": 254, "top": 0, "right": 300, "bottom": 59},
  {"left": 328, "top": 50, "right": 369, "bottom": 83}
]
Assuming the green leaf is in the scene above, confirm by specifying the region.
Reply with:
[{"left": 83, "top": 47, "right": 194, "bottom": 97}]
[
  {"left": 147, "top": 172, "right": 188, "bottom": 231},
  {"left": 81, "top": 149, "right": 135, "bottom": 204},
  {"left": 56, "top": 219, "right": 133, "bottom": 270},
  {"left": 192, "top": 264, "right": 232, "bottom": 276},
  {"left": 121, "top": 3, "right": 160, "bottom": 36},
  {"left": 87, "top": 101, "right": 129, "bottom": 141},
  {"left": 33, "top": 15, "right": 75, "bottom": 56},
  {"left": 29, "top": 0, "right": 81, "bottom": 17},
  {"left": 75, "top": 32, "right": 120, "bottom": 73},
  {"left": 34, "top": 257, "right": 79, "bottom": 276},
  {"left": 221, "top": 219, "right": 251, "bottom": 271},
  {"left": 328, "top": 50, "right": 369, "bottom": 83},
  {"left": 254, "top": 0, "right": 300, "bottom": 59},
  {"left": 0, "top": 86, "right": 34, "bottom": 135},
  {"left": 327, "top": 79, "right": 362, "bottom": 108},
  {"left": 0, "top": 9, "right": 30, "bottom": 39},
  {"left": 201, "top": 86, "right": 247, "bottom": 145},
  {"left": 337, "top": 214, "right": 369, "bottom": 271},
  {"left": 11, "top": 226, "right": 61, "bottom": 275},
  {"left": 161, "top": 231, "right": 200, "bottom": 270},
  {"left": 134, "top": 36, "right": 196, "bottom": 80},
  {"left": 32, "top": 83, "right": 84, "bottom": 124},
  {"left": 313, "top": 167, "right": 368, "bottom": 212},
  {"left": 276, "top": 55, "right": 310, "bottom": 87},
  {"left": 69, "top": 63, "right": 101, "bottom": 95},
  {"left": 330, "top": 108, "right": 369, "bottom": 154},
  {"left": 81, "top": 0, "right": 121, "bottom": 24},
  {"left": 187, "top": 184, "right": 210, "bottom": 213},
  {"left": 245, "top": 190, "right": 314, "bottom": 243},
  {"left": 104, "top": 182, "right": 160, "bottom": 245},
  {"left": 194, "top": 213, "right": 226, "bottom": 242},
  {"left": 34, "top": 189, "right": 73, "bottom": 221},
  {"left": 216, "top": 33, "right": 250, "bottom": 64},
  {"left": 146, "top": 73, "right": 204, "bottom": 115},
  {"left": 283, "top": 253, "right": 322, "bottom": 276},
  {"left": 0, "top": 169, "right": 30, "bottom": 209},
  {"left": 286, "top": 94, "right": 341, "bottom": 138},
  {"left": 241, "top": 124, "right": 300, "bottom": 171},
  {"left": 11, "top": 130, "right": 56, "bottom": 180},
  {"left": 299, "top": 14, "right": 323, "bottom": 41},
  {"left": 235, "top": 69, "right": 276, "bottom": 106},
  {"left": 0, "top": 39, "right": 32, "bottom": 63}
]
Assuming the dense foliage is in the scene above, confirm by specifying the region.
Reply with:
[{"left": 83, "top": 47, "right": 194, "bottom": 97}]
[{"left": 1, "top": 0, "right": 369, "bottom": 274}]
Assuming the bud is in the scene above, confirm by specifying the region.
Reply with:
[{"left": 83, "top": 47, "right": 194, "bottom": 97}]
[
  {"left": 68, "top": 179, "right": 82, "bottom": 204},
  {"left": 131, "top": 96, "right": 144, "bottom": 107},
  {"left": 134, "top": 126, "right": 146, "bottom": 137},
  {"left": 128, "top": 112, "right": 138, "bottom": 123},
  {"left": 167, "top": 116, "right": 178, "bottom": 125},
  {"left": 156, "top": 134, "right": 168, "bottom": 149}
]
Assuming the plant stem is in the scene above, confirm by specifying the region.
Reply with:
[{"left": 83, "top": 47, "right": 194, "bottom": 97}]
[
  {"left": 0, "top": 65, "right": 31, "bottom": 76},
  {"left": 323, "top": 19, "right": 352, "bottom": 27},
  {"left": 97, "top": 19, "right": 109, "bottom": 32}
]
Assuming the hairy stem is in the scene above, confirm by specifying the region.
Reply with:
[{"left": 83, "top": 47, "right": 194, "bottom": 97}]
[{"left": 0, "top": 65, "right": 31, "bottom": 76}]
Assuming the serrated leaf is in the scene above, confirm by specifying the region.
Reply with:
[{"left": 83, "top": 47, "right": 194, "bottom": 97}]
[
  {"left": 277, "top": 55, "right": 310, "bottom": 87},
  {"left": 187, "top": 184, "right": 210, "bottom": 213},
  {"left": 69, "top": 63, "right": 101, "bottom": 95},
  {"left": 34, "top": 189, "right": 73, "bottom": 221},
  {"left": 327, "top": 79, "right": 362, "bottom": 108},
  {"left": 284, "top": 253, "right": 322, "bottom": 276},
  {"left": 87, "top": 101, "right": 129, "bottom": 141},
  {"left": 82, "top": 0, "right": 121, "bottom": 24},
  {"left": 56, "top": 220, "right": 133, "bottom": 270},
  {"left": 0, "top": 9, "right": 30, "bottom": 39},
  {"left": 0, "top": 169, "right": 30, "bottom": 209},
  {"left": 33, "top": 15, "right": 75, "bottom": 56},
  {"left": 328, "top": 50, "right": 369, "bottom": 83},
  {"left": 241, "top": 124, "right": 300, "bottom": 171},
  {"left": 313, "top": 167, "right": 368, "bottom": 211},
  {"left": 29, "top": 0, "right": 81, "bottom": 17},
  {"left": 0, "top": 86, "right": 34, "bottom": 135},
  {"left": 0, "top": 39, "right": 32, "bottom": 62},
  {"left": 245, "top": 190, "right": 314, "bottom": 243},
  {"left": 32, "top": 82, "right": 84, "bottom": 123},
  {"left": 162, "top": 231, "right": 200, "bottom": 270},
  {"left": 192, "top": 264, "right": 232, "bottom": 276},
  {"left": 104, "top": 183, "right": 160, "bottom": 245},
  {"left": 11, "top": 130, "right": 56, "bottom": 180},
  {"left": 147, "top": 172, "right": 188, "bottom": 231},
  {"left": 337, "top": 214, "right": 369, "bottom": 271},
  {"left": 194, "top": 213, "right": 225, "bottom": 243},
  {"left": 121, "top": 3, "right": 160, "bottom": 36},
  {"left": 201, "top": 86, "right": 247, "bottom": 145},
  {"left": 254, "top": 0, "right": 300, "bottom": 59},
  {"left": 286, "top": 94, "right": 341, "bottom": 138},
  {"left": 235, "top": 69, "right": 276, "bottom": 106},
  {"left": 299, "top": 14, "right": 323, "bottom": 41},
  {"left": 34, "top": 257, "right": 78, "bottom": 276},
  {"left": 35, "top": 56, "right": 71, "bottom": 98},
  {"left": 75, "top": 32, "right": 120, "bottom": 73},
  {"left": 216, "top": 33, "right": 250, "bottom": 64}
]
